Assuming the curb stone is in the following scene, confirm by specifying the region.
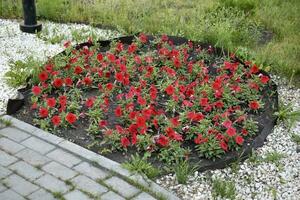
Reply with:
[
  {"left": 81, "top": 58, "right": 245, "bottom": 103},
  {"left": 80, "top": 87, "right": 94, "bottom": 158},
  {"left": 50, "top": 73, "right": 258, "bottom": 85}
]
[{"left": 0, "top": 115, "right": 181, "bottom": 200}]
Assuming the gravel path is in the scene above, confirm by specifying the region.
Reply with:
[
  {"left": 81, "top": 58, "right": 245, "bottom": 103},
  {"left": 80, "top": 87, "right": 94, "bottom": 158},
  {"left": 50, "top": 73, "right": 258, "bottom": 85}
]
[{"left": 0, "top": 19, "right": 299, "bottom": 200}]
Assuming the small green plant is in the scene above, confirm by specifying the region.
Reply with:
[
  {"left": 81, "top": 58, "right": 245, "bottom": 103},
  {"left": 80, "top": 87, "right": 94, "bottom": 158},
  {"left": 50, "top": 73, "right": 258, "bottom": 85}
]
[
  {"left": 122, "top": 153, "right": 160, "bottom": 179},
  {"left": 275, "top": 102, "right": 300, "bottom": 129},
  {"left": 51, "top": 192, "right": 65, "bottom": 200},
  {"left": 173, "top": 159, "right": 197, "bottom": 184},
  {"left": 4, "top": 56, "right": 43, "bottom": 88},
  {"left": 291, "top": 133, "right": 300, "bottom": 145},
  {"left": 212, "top": 178, "right": 236, "bottom": 200},
  {"left": 0, "top": 118, "right": 12, "bottom": 127},
  {"left": 263, "top": 151, "right": 285, "bottom": 166}
]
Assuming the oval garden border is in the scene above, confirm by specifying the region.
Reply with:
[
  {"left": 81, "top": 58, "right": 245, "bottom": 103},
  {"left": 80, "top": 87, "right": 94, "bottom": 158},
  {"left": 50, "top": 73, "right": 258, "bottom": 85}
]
[{"left": 7, "top": 35, "right": 279, "bottom": 172}]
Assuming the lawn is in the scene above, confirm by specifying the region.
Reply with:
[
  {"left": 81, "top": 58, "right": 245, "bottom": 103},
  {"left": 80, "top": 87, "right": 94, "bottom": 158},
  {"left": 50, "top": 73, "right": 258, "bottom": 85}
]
[{"left": 1, "top": 0, "right": 299, "bottom": 85}]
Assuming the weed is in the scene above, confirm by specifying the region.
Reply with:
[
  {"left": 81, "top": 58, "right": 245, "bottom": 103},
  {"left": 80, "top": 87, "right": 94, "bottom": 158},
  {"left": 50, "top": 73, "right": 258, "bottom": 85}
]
[
  {"left": 64, "top": 180, "right": 75, "bottom": 191},
  {"left": 4, "top": 56, "right": 43, "bottom": 88},
  {"left": 0, "top": 118, "right": 12, "bottom": 127},
  {"left": 51, "top": 192, "right": 65, "bottom": 200},
  {"left": 212, "top": 178, "right": 236, "bottom": 199},
  {"left": 173, "top": 159, "right": 197, "bottom": 184},
  {"left": 33, "top": 164, "right": 42, "bottom": 170},
  {"left": 263, "top": 151, "right": 285, "bottom": 166},
  {"left": 274, "top": 102, "right": 300, "bottom": 129},
  {"left": 291, "top": 133, "right": 300, "bottom": 145},
  {"left": 122, "top": 153, "right": 160, "bottom": 180}
]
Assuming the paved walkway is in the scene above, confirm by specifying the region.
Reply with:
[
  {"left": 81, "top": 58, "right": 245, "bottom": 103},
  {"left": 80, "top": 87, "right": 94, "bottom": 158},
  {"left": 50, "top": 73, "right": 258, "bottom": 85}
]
[{"left": 0, "top": 115, "right": 179, "bottom": 200}]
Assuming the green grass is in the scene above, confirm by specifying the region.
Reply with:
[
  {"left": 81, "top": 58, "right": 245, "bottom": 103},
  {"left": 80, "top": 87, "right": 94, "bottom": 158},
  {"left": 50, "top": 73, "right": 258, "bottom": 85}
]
[
  {"left": 212, "top": 178, "right": 236, "bottom": 199},
  {"left": 0, "top": 118, "right": 12, "bottom": 127},
  {"left": 122, "top": 153, "right": 160, "bottom": 180},
  {"left": 1, "top": 0, "right": 299, "bottom": 84},
  {"left": 291, "top": 133, "right": 300, "bottom": 145},
  {"left": 173, "top": 160, "right": 197, "bottom": 184}
]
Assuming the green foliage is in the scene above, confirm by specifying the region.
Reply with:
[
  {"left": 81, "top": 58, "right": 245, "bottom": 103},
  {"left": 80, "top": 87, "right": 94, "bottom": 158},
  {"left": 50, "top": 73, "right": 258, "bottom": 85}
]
[
  {"left": 196, "top": 135, "right": 224, "bottom": 160},
  {"left": 173, "top": 159, "right": 197, "bottom": 184},
  {"left": 275, "top": 102, "right": 300, "bottom": 129},
  {"left": 263, "top": 151, "right": 285, "bottom": 166},
  {"left": 123, "top": 153, "right": 160, "bottom": 179},
  {"left": 0, "top": 118, "right": 12, "bottom": 127},
  {"left": 158, "top": 142, "right": 190, "bottom": 167},
  {"left": 4, "top": 57, "right": 43, "bottom": 88},
  {"left": 291, "top": 133, "right": 300, "bottom": 145},
  {"left": 212, "top": 178, "right": 236, "bottom": 199}
]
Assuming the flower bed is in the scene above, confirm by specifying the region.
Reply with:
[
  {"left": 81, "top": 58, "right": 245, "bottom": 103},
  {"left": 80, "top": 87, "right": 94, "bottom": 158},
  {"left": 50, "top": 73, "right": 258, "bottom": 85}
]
[{"left": 10, "top": 34, "right": 278, "bottom": 171}]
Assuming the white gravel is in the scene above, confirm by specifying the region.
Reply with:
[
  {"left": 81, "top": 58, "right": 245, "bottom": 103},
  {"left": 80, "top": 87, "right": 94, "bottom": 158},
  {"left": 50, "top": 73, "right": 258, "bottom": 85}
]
[{"left": 0, "top": 18, "right": 299, "bottom": 200}]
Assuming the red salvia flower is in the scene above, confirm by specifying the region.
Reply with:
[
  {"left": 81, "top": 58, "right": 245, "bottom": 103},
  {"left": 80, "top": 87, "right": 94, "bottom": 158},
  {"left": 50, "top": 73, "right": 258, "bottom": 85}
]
[
  {"left": 250, "top": 64, "right": 259, "bottom": 74},
  {"left": 220, "top": 141, "right": 228, "bottom": 151},
  {"left": 39, "top": 107, "right": 49, "bottom": 118},
  {"left": 98, "top": 120, "right": 107, "bottom": 127},
  {"left": 74, "top": 66, "right": 83, "bottom": 74},
  {"left": 59, "top": 95, "right": 67, "bottom": 106},
  {"left": 65, "top": 113, "right": 77, "bottom": 124},
  {"left": 106, "top": 83, "right": 114, "bottom": 91},
  {"left": 32, "top": 86, "right": 41, "bottom": 95},
  {"left": 226, "top": 127, "right": 236, "bottom": 137},
  {"left": 235, "top": 135, "right": 244, "bottom": 145},
  {"left": 46, "top": 98, "right": 56, "bottom": 108},
  {"left": 156, "top": 135, "right": 169, "bottom": 147},
  {"left": 64, "top": 77, "right": 73, "bottom": 86},
  {"left": 38, "top": 71, "right": 48, "bottom": 82},
  {"left": 139, "top": 33, "right": 148, "bottom": 43},
  {"left": 115, "top": 106, "right": 123, "bottom": 117},
  {"left": 115, "top": 72, "right": 124, "bottom": 82},
  {"left": 53, "top": 78, "right": 63, "bottom": 88},
  {"left": 83, "top": 77, "right": 92, "bottom": 85},
  {"left": 137, "top": 96, "right": 146, "bottom": 106},
  {"left": 85, "top": 97, "right": 95, "bottom": 108},
  {"left": 260, "top": 75, "right": 270, "bottom": 84},
  {"left": 165, "top": 84, "right": 175, "bottom": 95},
  {"left": 51, "top": 115, "right": 61, "bottom": 126},
  {"left": 199, "top": 98, "right": 209, "bottom": 107},
  {"left": 97, "top": 53, "right": 103, "bottom": 62},
  {"left": 128, "top": 43, "right": 137, "bottom": 54},
  {"left": 121, "top": 137, "right": 130, "bottom": 148},
  {"left": 136, "top": 116, "right": 146, "bottom": 127},
  {"left": 249, "top": 101, "right": 260, "bottom": 110}
]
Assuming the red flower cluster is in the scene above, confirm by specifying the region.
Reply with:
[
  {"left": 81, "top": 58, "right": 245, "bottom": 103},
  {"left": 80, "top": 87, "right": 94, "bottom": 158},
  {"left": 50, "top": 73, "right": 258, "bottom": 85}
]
[{"left": 30, "top": 33, "right": 270, "bottom": 159}]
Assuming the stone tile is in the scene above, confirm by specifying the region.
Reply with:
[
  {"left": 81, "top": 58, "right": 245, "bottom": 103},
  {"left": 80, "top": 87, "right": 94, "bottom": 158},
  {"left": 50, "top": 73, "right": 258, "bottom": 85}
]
[
  {"left": 132, "top": 192, "right": 156, "bottom": 200},
  {"left": 64, "top": 190, "right": 91, "bottom": 200},
  {"left": 104, "top": 176, "right": 140, "bottom": 198},
  {"left": 9, "top": 161, "right": 44, "bottom": 181},
  {"left": 73, "top": 162, "right": 109, "bottom": 180},
  {"left": 46, "top": 149, "right": 81, "bottom": 167},
  {"left": 27, "top": 188, "right": 56, "bottom": 200},
  {"left": 0, "top": 150, "right": 18, "bottom": 166},
  {"left": 101, "top": 191, "right": 125, "bottom": 200},
  {"left": 0, "top": 189, "right": 26, "bottom": 200},
  {"left": 35, "top": 174, "right": 70, "bottom": 193},
  {"left": 0, "top": 183, "right": 7, "bottom": 192},
  {"left": 2, "top": 115, "right": 38, "bottom": 133},
  {"left": 15, "top": 148, "right": 50, "bottom": 166},
  {"left": 0, "top": 137, "right": 25, "bottom": 154},
  {"left": 42, "top": 161, "right": 77, "bottom": 180},
  {"left": 32, "top": 129, "right": 64, "bottom": 145},
  {"left": 0, "top": 127, "right": 30, "bottom": 142},
  {"left": 21, "top": 137, "right": 55, "bottom": 154},
  {"left": 0, "top": 165, "right": 12, "bottom": 179},
  {"left": 71, "top": 175, "right": 108, "bottom": 196},
  {"left": 4, "top": 174, "right": 39, "bottom": 196}
]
